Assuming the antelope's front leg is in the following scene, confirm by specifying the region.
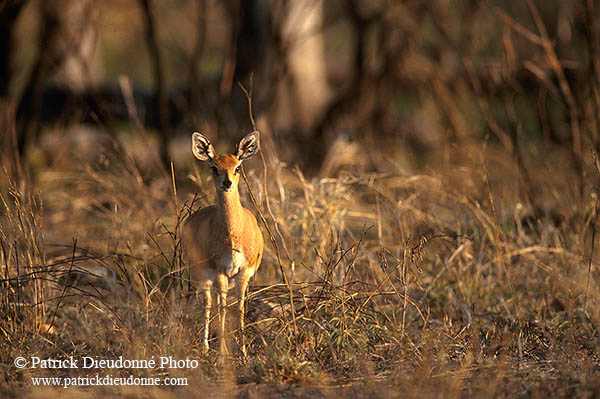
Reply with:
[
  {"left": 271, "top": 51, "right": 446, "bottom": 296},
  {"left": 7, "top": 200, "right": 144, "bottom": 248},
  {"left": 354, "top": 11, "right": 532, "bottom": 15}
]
[{"left": 216, "top": 273, "right": 229, "bottom": 356}]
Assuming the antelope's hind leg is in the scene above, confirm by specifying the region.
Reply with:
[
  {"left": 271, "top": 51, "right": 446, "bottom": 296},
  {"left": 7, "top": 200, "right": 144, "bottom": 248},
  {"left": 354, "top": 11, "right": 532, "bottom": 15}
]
[{"left": 201, "top": 281, "right": 212, "bottom": 353}]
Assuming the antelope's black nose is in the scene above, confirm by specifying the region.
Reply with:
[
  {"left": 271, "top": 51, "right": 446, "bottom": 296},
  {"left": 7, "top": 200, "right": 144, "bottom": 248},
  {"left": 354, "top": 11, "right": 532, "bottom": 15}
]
[{"left": 223, "top": 179, "right": 232, "bottom": 189}]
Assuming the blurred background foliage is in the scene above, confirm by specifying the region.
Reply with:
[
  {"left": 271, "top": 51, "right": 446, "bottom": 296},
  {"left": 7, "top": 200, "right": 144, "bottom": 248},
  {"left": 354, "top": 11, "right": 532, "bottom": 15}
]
[{"left": 1, "top": 0, "right": 598, "bottom": 178}]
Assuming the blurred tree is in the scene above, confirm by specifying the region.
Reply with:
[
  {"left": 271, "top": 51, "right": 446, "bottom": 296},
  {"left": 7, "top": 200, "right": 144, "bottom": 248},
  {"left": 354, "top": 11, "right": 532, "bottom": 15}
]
[
  {"left": 14, "top": 0, "right": 97, "bottom": 160},
  {"left": 53, "top": 0, "right": 98, "bottom": 92},
  {"left": 283, "top": 0, "right": 330, "bottom": 131},
  {"left": 188, "top": 0, "right": 207, "bottom": 115},
  {"left": 16, "top": 0, "right": 66, "bottom": 157},
  {"left": 0, "top": 0, "right": 27, "bottom": 99},
  {"left": 139, "top": 0, "right": 171, "bottom": 168}
]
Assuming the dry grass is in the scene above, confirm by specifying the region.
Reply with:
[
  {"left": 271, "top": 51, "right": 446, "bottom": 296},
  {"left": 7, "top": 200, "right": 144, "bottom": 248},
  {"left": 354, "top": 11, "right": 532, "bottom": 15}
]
[
  {"left": 1, "top": 124, "right": 599, "bottom": 398},
  {"left": 3, "top": 0, "right": 600, "bottom": 396}
]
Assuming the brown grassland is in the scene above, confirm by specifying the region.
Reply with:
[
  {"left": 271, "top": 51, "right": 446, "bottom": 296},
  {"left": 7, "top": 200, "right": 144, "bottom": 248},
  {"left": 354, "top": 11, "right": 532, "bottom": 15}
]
[{"left": 1, "top": 121, "right": 599, "bottom": 398}]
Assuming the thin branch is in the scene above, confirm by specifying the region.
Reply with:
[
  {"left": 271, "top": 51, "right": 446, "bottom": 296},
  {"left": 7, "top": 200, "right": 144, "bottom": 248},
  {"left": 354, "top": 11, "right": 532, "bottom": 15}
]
[
  {"left": 584, "top": 148, "right": 600, "bottom": 311},
  {"left": 46, "top": 238, "right": 77, "bottom": 333},
  {"left": 525, "top": 0, "right": 581, "bottom": 157},
  {"left": 238, "top": 79, "right": 298, "bottom": 339}
]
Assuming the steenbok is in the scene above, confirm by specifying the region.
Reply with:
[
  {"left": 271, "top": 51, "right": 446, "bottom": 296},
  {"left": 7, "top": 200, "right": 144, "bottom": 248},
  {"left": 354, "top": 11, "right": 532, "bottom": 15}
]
[{"left": 183, "top": 131, "right": 264, "bottom": 357}]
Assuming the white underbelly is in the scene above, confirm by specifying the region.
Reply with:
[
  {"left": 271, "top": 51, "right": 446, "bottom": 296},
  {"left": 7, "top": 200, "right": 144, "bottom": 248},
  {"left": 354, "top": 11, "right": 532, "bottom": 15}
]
[{"left": 220, "top": 249, "right": 247, "bottom": 277}]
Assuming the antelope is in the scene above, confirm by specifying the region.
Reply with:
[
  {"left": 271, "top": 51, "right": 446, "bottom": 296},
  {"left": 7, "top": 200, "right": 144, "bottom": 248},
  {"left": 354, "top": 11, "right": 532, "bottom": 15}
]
[{"left": 183, "top": 131, "right": 264, "bottom": 357}]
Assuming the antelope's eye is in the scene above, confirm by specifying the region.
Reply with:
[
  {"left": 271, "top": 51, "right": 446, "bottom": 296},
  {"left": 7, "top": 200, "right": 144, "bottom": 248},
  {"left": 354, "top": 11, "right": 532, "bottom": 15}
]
[
  {"left": 235, "top": 166, "right": 241, "bottom": 175},
  {"left": 210, "top": 166, "right": 219, "bottom": 175}
]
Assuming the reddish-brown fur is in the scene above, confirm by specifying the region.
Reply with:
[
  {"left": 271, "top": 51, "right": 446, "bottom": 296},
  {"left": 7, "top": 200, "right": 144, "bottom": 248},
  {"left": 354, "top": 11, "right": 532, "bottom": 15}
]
[{"left": 183, "top": 132, "right": 263, "bottom": 357}]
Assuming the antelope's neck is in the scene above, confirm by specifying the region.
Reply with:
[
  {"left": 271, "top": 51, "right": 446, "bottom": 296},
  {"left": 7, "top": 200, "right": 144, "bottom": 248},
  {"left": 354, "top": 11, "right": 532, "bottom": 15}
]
[{"left": 216, "top": 190, "right": 244, "bottom": 244}]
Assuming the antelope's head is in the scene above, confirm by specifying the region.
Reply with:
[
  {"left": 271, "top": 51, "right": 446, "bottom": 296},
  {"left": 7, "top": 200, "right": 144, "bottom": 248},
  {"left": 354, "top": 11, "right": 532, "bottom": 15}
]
[{"left": 191, "top": 131, "right": 260, "bottom": 193}]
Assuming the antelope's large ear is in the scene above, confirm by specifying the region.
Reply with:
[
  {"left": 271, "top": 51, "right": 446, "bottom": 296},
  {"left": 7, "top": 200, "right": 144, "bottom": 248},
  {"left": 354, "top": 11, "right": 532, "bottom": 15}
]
[
  {"left": 236, "top": 131, "right": 260, "bottom": 161},
  {"left": 192, "top": 132, "right": 215, "bottom": 162}
]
